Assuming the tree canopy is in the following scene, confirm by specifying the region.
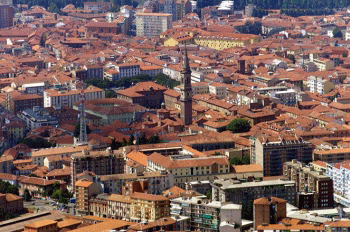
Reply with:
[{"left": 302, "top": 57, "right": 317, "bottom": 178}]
[
  {"left": 226, "top": 118, "right": 251, "bottom": 133},
  {"left": 85, "top": 74, "right": 180, "bottom": 90},
  {"left": 333, "top": 27, "right": 343, "bottom": 38}
]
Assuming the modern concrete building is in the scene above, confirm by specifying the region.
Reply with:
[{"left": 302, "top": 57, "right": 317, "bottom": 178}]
[
  {"left": 252, "top": 136, "right": 313, "bottom": 176},
  {"left": 212, "top": 178, "right": 297, "bottom": 206},
  {"left": 307, "top": 76, "right": 335, "bottom": 94},
  {"left": 283, "top": 160, "right": 334, "bottom": 209},
  {"left": 136, "top": 12, "right": 172, "bottom": 37},
  {"left": 21, "top": 106, "right": 58, "bottom": 131},
  {"left": 43, "top": 86, "right": 105, "bottom": 108},
  {"left": 75, "top": 180, "right": 100, "bottom": 215},
  {"left": 71, "top": 148, "right": 125, "bottom": 192},
  {"left": 170, "top": 196, "right": 241, "bottom": 232},
  {"left": 0, "top": 5, "right": 14, "bottom": 28}
]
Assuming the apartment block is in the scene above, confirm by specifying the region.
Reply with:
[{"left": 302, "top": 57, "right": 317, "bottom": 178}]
[
  {"left": 253, "top": 136, "right": 313, "bottom": 176},
  {"left": 71, "top": 148, "right": 125, "bottom": 192},
  {"left": 307, "top": 76, "right": 335, "bottom": 94},
  {"left": 84, "top": 1, "right": 112, "bottom": 12},
  {"left": 171, "top": 196, "right": 241, "bottom": 232},
  {"left": 21, "top": 106, "right": 58, "bottom": 131},
  {"left": 98, "top": 171, "right": 174, "bottom": 195},
  {"left": 136, "top": 12, "right": 172, "bottom": 37},
  {"left": 130, "top": 192, "right": 170, "bottom": 222},
  {"left": 147, "top": 153, "right": 230, "bottom": 188},
  {"left": 75, "top": 180, "right": 100, "bottom": 215},
  {"left": 0, "top": 5, "right": 14, "bottom": 28},
  {"left": 212, "top": 178, "right": 296, "bottom": 206},
  {"left": 327, "top": 160, "right": 350, "bottom": 207},
  {"left": 5, "top": 90, "right": 43, "bottom": 113},
  {"left": 313, "top": 148, "right": 350, "bottom": 163},
  {"left": 283, "top": 160, "right": 334, "bottom": 209},
  {"left": 43, "top": 86, "right": 105, "bottom": 108}
]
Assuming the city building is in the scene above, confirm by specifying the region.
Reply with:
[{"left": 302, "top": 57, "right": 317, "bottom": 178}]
[
  {"left": 171, "top": 196, "right": 241, "bottom": 232},
  {"left": 5, "top": 91, "right": 43, "bottom": 113},
  {"left": 212, "top": 178, "right": 297, "bottom": 206},
  {"left": 130, "top": 192, "right": 170, "bottom": 222},
  {"left": 18, "top": 177, "right": 66, "bottom": 198},
  {"left": 252, "top": 135, "right": 313, "bottom": 176},
  {"left": 307, "top": 76, "right": 335, "bottom": 94},
  {"left": 136, "top": 12, "right": 172, "bottom": 37},
  {"left": 326, "top": 160, "right": 350, "bottom": 207},
  {"left": 194, "top": 33, "right": 260, "bottom": 50},
  {"left": 43, "top": 86, "right": 105, "bottom": 108},
  {"left": 0, "top": 193, "right": 23, "bottom": 218},
  {"left": 24, "top": 220, "right": 58, "bottom": 232},
  {"left": 84, "top": 1, "right": 113, "bottom": 13},
  {"left": 313, "top": 148, "right": 350, "bottom": 163},
  {"left": 117, "top": 81, "right": 167, "bottom": 108},
  {"left": 0, "top": 5, "right": 14, "bottom": 28},
  {"left": 21, "top": 106, "right": 59, "bottom": 131},
  {"left": 75, "top": 180, "right": 100, "bottom": 215},
  {"left": 98, "top": 171, "right": 174, "bottom": 195},
  {"left": 31, "top": 145, "right": 90, "bottom": 167},
  {"left": 283, "top": 160, "right": 334, "bottom": 209},
  {"left": 107, "top": 194, "right": 132, "bottom": 219},
  {"left": 147, "top": 153, "right": 230, "bottom": 188},
  {"left": 269, "top": 89, "right": 297, "bottom": 106},
  {"left": 73, "top": 98, "right": 147, "bottom": 124},
  {"left": 253, "top": 197, "right": 287, "bottom": 230},
  {"left": 71, "top": 148, "right": 125, "bottom": 192}
]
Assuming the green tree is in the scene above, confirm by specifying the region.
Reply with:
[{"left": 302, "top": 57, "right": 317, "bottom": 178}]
[
  {"left": 74, "top": 123, "right": 91, "bottom": 138},
  {"left": 105, "top": 90, "right": 117, "bottom": 98},
  {"left": 242, "top": 155, "right": 250, "bottom": 165},
  {"left": 230, "top": 156, "right": 243, "bottom": 165},
  {"left": 51, "top": 189, "right": 61, "bottom": 200},
  {"left": 242, "top": 200, "right": 254, "bottom": 220},
  {"left": 24, "top": 189, "right": 32, "bottom": 201},
  {"left": 49, "top": 3, "right": 60, "bottom": 13},
  {"left": 288, "top": 54, "right": 296, "bottom": 64},
  {"left": 226, "top": 118, "right": 251, "bottom": 133},
  {"left": 333, "top": 27, "right": 343, "bottom": 38},
  {"left": 205, "top": 190, "right": 212, "bottom": 200},
  {"left": 21, "top": 138, "right": 52, "bottom": 149},
  {"left": 147, "top": 135, "right": 161, "bottom": 144}
]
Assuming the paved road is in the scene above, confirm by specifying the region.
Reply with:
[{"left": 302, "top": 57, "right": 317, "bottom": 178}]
[{"left": 23, "top": 198, "right": 75, "bottom": 214}]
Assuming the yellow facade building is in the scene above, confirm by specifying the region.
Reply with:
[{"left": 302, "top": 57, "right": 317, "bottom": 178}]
[
  {"left": 130, "top": 192, "right": 169, "bottom": 222},
  {"left": 163, "top": 30, "right": 260, "bottom": 50}
]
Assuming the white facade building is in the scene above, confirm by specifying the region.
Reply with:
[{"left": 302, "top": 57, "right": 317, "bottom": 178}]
[
  {"left": 327, "top": 161, "right": 350, "bottom": 206},
  {"left": 43, "top": 86, "right": 105, "bottom": 108},
  {"left": 136, "top": 12, "right": 172, "bottom": 37},
  {"left": 171, "top": 196, "right": 241, "bottom": 232},
  {"left": 307, "top": 76, "right": 335, "bottom": 94},
  {"left": 209, "top": 83, "right": 227, "bottom": 99}
]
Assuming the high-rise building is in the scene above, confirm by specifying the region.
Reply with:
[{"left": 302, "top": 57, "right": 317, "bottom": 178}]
[
  {"left": 180, "top": 47, "right": 192, "bottom": 125},
  {"left": 136, "top": 12, "right": 172, "bottom": 37},
  {"left": 0, "top": 5, "right": 14, "bottom": 28},
  {"left": 71, "top": 148, "right": 125, "bottom": 192},
  {"left": 252, "top": 135, "right": 313, "bottom": 176},
  {"left": 171, "top": 196, "right": 241, "bottom": 232},
  {"left": 283, "top": 160, "right": 334, "bottom": 209}
]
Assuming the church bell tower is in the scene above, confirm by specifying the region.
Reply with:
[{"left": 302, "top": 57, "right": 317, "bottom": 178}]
[{"left": 180, "top": 46, "right": 192, "bottom": 125}]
